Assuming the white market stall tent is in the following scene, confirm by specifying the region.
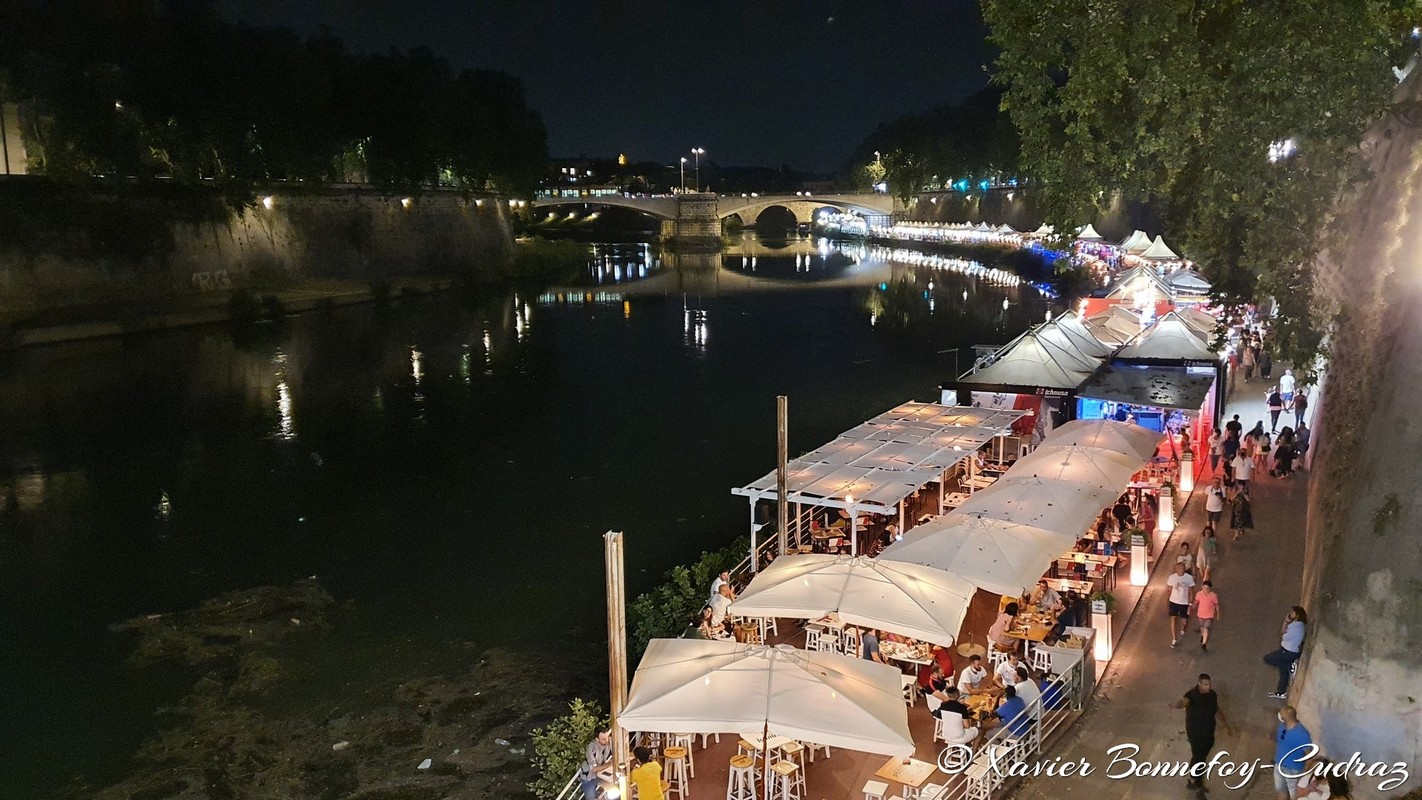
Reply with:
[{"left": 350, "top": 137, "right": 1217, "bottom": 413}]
[
  {"left": 953, "top": 474, "right": 1125, "bottom": 535},
  {"left": 958, "top": 330, "right": 1097, "bottom": 391},
  {"left": 731, "top": 402, "right": 1027, "bottom": 557},
  {"left": 1032, "top": 319, "right": 1111, "bottom": 371},
  {"left": 729, "top": 554, "right": 975, "bottom": 647},
  {"left": 1076, "top": 223, "right": 1104, "bottom": 241},
  {"left": 1086, "top": 304, "right": 1145, "bottom": 346},
  {"left": 1117, "top": 313, "right": 1217, "bottom": 362},
  {"left": 1118, "top": 230, "right": 1153, "bottom": 254},
  {"left": 1047, "top": 310, "right": 1117, "bottom": 358},
  {"left": 1139, "top": 235, "right": 1180, "bottom": 261},
  {"left": 618, "top": 639, "right": 915, "bottom": 756}
]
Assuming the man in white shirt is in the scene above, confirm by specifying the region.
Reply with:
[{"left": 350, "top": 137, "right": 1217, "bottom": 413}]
[
  {"left": 1232, "top": 450, "right": 1254, "bottom": 492},
  {"left": 1013, "top": 665, "right": 1042, "bottom": 718},
  {"left": 709, "top": 584, "right": 734, "bottom": 635},
  {"left": 1278, "top": 368, "right": 1296, "bottom": 403},
  {"left": 993, "top": 651, "right": 1022, "bottom": 690},
  {"left": 958, "top": 654, "right": 992, "bottom": 696},
  {"left": 708, "top": 571, "right": 731, "bottom": 605},
  {"left": 1205, "top": 476, "right": 1227, "bottom": 526},
  {"left": 1166, "top": 562, "right": 1196, "bottom": 648}
]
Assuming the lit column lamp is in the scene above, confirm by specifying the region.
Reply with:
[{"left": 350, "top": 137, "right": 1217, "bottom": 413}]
[
  {"left": 1157, "top": 485, "right": 1176, "bottom": 534},
  {"left": 691, "top": 147, "right": 705, "bottom": 191},
  {"left": 679, "top": 157, "right": 687, "bottom": 193},
  {"left": 1179, "top": 453, "right": 1195, "bottom": 493}
]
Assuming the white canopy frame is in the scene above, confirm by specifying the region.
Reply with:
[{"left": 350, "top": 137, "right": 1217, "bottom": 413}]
[{"left": 731, "top": 402, "right": 1027, "bottom": 565}]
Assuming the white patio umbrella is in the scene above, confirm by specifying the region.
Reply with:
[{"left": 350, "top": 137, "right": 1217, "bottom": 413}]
[
  {"left": 729, "top": 554, "right": 976, "bottom": 647},
  {"left": 1042, "top": 419, "right": 1163, "bottom": 462},
  {"left": 954, "top": 474, "right": 1123, "bottom": 537},
  {"left": 1010, "top": 444, "right": 1143, "bottom": 491},
  {"left": 879, "top": 513, "right": 1068, "bottom": 597},
  {"left": 618, "top": 639, "right": 915, "bottom": 756}
]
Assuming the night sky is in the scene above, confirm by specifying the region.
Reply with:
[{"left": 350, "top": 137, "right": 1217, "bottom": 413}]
[{"left": 221, "top": 0, "right": 994, "bottom": 172}]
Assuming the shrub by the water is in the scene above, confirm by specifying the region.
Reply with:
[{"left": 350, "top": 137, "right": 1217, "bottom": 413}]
[
  {"left": 506, "top": 237, "right": 591, "bottom": 282},
  {"left": 528, "top": 698, "right": 607, "bottom": 800},
  {"left": 627, "top": 537, "right": 750, "bottom": 663}
]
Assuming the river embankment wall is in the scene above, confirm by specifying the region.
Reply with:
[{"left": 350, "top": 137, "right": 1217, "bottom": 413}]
[{"left": 0, "top": 180, "right": 515, "bottom": 317}]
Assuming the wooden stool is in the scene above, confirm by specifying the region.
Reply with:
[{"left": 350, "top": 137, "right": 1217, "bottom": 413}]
[
  {"left": 663, "top": 746, "right": 689, "bottom": 800},
  {"left": 779, "top": 741, "right": 807, "bottom": 797},
  {"left": 1028, "top": 644, "right": 1052, "bottom": 675},
  {"left": 670, "top": 733, "right": 696, "bottom": 777},
  {"left": 804, "top": 625, "right": 825, "bottom": 652},
  {"left": 697, "top": 732, "right": 722, "bottom": 749},
  {"left": 727, "top": 754, "right": 757, "bottom": 800},
  {"left": 863, "top": 779, "right": 890, "bottom": 800},
  {"left": 805, "top": 740, "right": 831, "bottom": 762},
  {"left": 901, "top": 674, "right": 919, "bottom": 706},
  {"left": 771, "top": 760, "right": 801, "bottom": 800}
]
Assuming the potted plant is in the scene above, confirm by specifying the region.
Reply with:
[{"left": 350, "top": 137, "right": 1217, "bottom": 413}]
[{"left": 1089, "top": 590, "right": 1117, "bottom": 615}]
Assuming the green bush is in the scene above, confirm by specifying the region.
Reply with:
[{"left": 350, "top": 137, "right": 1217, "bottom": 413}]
[
  {"left": 528, "top": 698, "right": 607, "bottom": 800},
  {"left": 627, "top": 537, "right": 749, "bottom": 663},
  {"left": 506, "top": 237, "right": 590, "bottom": 281}
]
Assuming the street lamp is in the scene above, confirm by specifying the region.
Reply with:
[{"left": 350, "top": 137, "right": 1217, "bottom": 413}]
[
  {"left": 691, "top": 147, "right": 705, "bottom": 191},
  {"left": 679, "top": 157, "right": 687, "bottom": 193}
]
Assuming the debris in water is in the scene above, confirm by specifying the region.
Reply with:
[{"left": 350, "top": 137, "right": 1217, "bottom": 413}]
[
  {"left": 290, "top": 618, "right": 301, "bottom": 625},
  {"left": 332, "top": 741, "right": 350, "bottom": 751},
  {"left": 418, "top": 758, "right": 433, "bottom": 770},
  {"left": 495, "top": 738, "right": 510, "bottom": 747}
]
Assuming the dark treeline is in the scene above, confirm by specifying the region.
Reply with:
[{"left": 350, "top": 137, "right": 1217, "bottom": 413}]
[
  {"left": 848, "top": 86, "right": 1019, "bottom": 201},
  {"left": 0, "top": 0, "right": 547, "bottom": 201}
]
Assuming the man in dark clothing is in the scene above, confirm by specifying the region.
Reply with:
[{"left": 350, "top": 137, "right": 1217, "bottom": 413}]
[
  {"left": 1225, "top": 415, "right": 1243, "bottom": 437},
  {"left": 1112, "top": 497, "right": 1133, "bottom": 531},
  {"left": 1169, "top": 674, "right": 1234, "bottom": 789}
]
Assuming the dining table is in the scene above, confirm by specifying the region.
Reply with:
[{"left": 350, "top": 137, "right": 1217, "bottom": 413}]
[
  {"left": 874, "top": 757, "right": 940, "bottom": 793},
  {"left": 880, "top": 640, "right": 933, "bottom": 666}
]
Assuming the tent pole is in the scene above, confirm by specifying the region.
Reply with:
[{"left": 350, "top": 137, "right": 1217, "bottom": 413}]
[
  {"left": 749, "top": 497, "right": 759, "bottom": 574},
  {"left": 938, "top": 474, "right": 944, "bottom": 516},
  {"left": 850, "top": 511, "right": 858, "bottom": 557},
  {"left": 795, "top": 501, "right": 803, "bottom": 549},
  {"left": 604, "top": 531, "right": 630, "bottom": 800},
  {"left": 898, "top": 499, "right": 905, "bottom": 540},
  {"left": 776, "top": 396, "right": 789, "bottom": 560},
  {"left": 762, "top": 717, "right": 772, "bottom": 800}
]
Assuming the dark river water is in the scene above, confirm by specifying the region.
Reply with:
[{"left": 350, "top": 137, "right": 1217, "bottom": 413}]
[{"left": 0, "top": 233, "right": 1053, "bottom": 796}]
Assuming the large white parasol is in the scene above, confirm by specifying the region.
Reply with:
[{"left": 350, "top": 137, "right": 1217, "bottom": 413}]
[
  {"left": 954, "top": 474, "right": 1124, "bottom": 537},
  {"left": 729, "top": 554, "right": 975, "bottom": 647},
  {"left": 618, "top": 640, "right": 915, "bottom": 756},
  {"left": 878, "top": 513, "right": 1069, "bottom": 597},
  {"left": 1041, "top": 419, "right": 1163, "bottom": 463}
]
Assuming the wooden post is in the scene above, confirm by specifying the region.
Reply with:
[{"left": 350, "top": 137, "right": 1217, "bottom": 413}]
[
  {"left": 604, "top": 531, "right": 630, "bottom": 800},
  {"left": 776, "top": 396, "right": 789, "bottom": 559}
]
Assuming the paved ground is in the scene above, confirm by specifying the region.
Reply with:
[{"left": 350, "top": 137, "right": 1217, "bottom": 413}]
[{"left": 1010, "top": 375, "right": 1314, "bottom": 800}]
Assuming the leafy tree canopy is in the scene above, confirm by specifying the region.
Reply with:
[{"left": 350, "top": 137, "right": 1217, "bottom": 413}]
[
  {"left": 981, "top": 0, "right": 1415, "bottom": 369},
  {"left": 0, "top": 0, "right": 548, "bottom": 200}
]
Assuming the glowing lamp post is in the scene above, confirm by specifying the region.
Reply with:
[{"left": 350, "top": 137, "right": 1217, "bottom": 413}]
[
  {"left": 1129, "top": 528, "right": 1149, "bottom": 587},
  {"left": 679, "top": 157, "right": 687, "bottom": 193},
  {"left": 1179, "top": 453, "right": 1195, "bottom": 493},
  {"left": 691, "top": 147, "right": 705, "bottom": 191},
  {"left": 1157, "top": 485, "right": 1176, "bottom": 534}
]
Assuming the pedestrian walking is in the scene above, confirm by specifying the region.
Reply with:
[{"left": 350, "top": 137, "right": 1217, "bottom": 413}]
[
  {"left": 1166, "top": 562, "right": 1195, "bottom": 648},
  {"left": 1273, "top": 706, "right": 1313, "bottom": 799},
  {"left": 1295, "top": 422, "right": 1312, "bottom": 468},
  {"left": 1229, "top": 489, "right": 1254, "bottom": 541},
  {"left": 1191, "top": 581, "right": 1220, "bottom": 651},
  {"left": 1176, "top": 541, "right": 1196, "bottom": 575},
  {"left": 1222, "top": 431, "right": 1241, "bottom": 481},
  {"left": 1279, "top": 368, "right": 1296, "bottom": 403},
  {"left": 1259, "top": 347, "right": 1273, "bottom": 380},
  {"left": 1264, "top": 607, "right": 1307, "bottom": 699},
  {"left": 1292, "top": 388, "right": 1309, "bottom": 428},
  {"left": 1273, "top": 437, "right": 1297, "bottom": 478},
  {"left": 1267, "top": 387, "right": 1285, "bottom": 433},
  {"left": 1197, "top": 526, "right": 1218, "bottom": 582},
  {"left": 1207, "top": 429, "right": 1222, "bottom": 474},
  {"left": 1255, "top": 432, "right": 1272, "bottom": 471},
  {"left": 1169, "top": 673, "right": 1234, "bottom": 790},
  {"left": 1231, "top": 449, "right": 1254, "bottom": 496},
  {"left": 1242, "top": 345, "right": 1256, "bottom": 382}
]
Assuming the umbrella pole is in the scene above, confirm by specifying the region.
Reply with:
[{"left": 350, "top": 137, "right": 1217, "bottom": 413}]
[
  {"left": 603, "top": 532, "right": 630, "bottom": 800},
  {"left": 777, "top": 396, "right": 789, "bottom": 559},
  {"left": 762, "top": 718, "right": 772, "bottom": 800}
]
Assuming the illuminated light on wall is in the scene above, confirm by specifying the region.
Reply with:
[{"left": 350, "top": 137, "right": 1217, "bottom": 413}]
[
  {"left": 401, "top": 197, "right": 413, "bottom": 209},
  {"left": 261, "top": 195, "right": 275, "bottom": 210}
]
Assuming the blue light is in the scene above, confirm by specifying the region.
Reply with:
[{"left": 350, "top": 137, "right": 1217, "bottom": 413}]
[
  {"left": 954, "top": 180, "right": 969, "bottom": 192},
  {"left": 979, "top": 180, "right": 991, "bottom": 191},
  {"left": 879, "top": 282, "right": 889, "bottom": 291}
]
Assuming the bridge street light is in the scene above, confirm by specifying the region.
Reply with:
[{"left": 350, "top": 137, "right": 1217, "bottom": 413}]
[
  {"left": 691, "top": 147, "right": 705, "bottom": 191},
  {"left": 679, "top": 157, "right": 687, "bottom": 193}
]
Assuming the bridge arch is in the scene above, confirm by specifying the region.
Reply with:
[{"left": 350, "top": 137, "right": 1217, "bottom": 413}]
[{"left": 530, "top": 195, "right": 679, "bottom": 220}]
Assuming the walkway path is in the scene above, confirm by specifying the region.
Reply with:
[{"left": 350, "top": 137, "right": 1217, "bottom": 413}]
[{"left": 1010, "top": 375, "right": 1314, "bottom": 799}]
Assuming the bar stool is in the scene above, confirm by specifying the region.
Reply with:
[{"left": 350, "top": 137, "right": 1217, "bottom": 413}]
[
  {"left": 804, "top": 740, "right": 831, "bottom": 762},
  {"left": 727, "top": 754, "right": 757, "bottom": 800},
  {"left": 779, "top": 741, "right": 807, "bottom": 797},
  {"left": 1029, "top": 643, "right": 1053, "bottom": 675},
  {"left": 804, "top": 625, "right": 825, "bottom": 652},
  {"left": 757, "top": 616, "right": 780, "bottom": 640},
  {"left": 698, "top": 732, "right": 722, "bottom": 749},
  {"left": 670, "top": 733, "right": 696, "bottom": 777},
  {"left": 842, "top": 626, "right": 860, "bottom": 654},
  {"left": 770, "top": 759, "right": 801, "bottom": 800},
  {"left": 817, "top": 633, "right": 843, "bottom": 655},
  {"left": 663, "top": 746, "right": 690, "bottom": 800},
  {"left": 987, "top": 647, "right": 1010, "bottom": 670},
  {"left": 863, "top": 779, "right": 889, "bottom": 800},
  {"left": 901, "top": 674, "right": 919, "bottom": 707}
]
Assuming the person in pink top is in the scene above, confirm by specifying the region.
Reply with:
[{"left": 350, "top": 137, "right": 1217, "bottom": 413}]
[{"left": 1192, "top": 581, "right": 1221, "bottom": 653}]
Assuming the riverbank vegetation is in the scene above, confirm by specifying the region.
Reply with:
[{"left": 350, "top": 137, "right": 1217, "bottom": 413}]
[{"left": 0, "top": 1, "right": 547, "bottom": 203}]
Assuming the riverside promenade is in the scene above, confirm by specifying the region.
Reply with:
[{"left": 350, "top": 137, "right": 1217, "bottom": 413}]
[{"left": 1010, "top": 375, "right": 1315, "bottom": 800}]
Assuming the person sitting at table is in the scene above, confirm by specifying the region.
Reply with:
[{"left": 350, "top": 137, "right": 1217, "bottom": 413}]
[
  {"left": 860, "top": 628, "right": 888, "bottom": 664},
  {"left": 709, "top": 584, "right": 734, "bottom": 636},
  {"left": 931, "top": 686, "right": 980, "bottom": 746},
  {"left": 919, "top": 644, "right": 956, "bottom": 693},
  {"left": 1112, "top": 496, "right": 1133, "bottom": 531},
  {"left": 994, "top": 686, "right": 1032, "bottom": 741},
  {"left": 1051, "top": 592, "right": 1081, "bottom": 638},
  {"left": 708, "top": 571, "right": 734, "bottom": 605},
  {"left": 1036, "top": 580, "right": 1064, "bottom": 613},
  {"left": 988, "top": 602, "right": 1021, "bottom": 654},
  {"left": 1013, "top": 665, "right": 1041, "bottom": 720},
  {"left": 922, "top": 662, "right": 952, "bottom": 712},
  {"left": 629, "top": 746, "right": 665, "bottom": 800},
  {"left": 993, "top": 650, "right": 1023, "bottom": 691},
  {"left": 958, "top": 654, "right": 993, "bottom": 696},
  {"left": 683, "top": 607, "right": 713, "bottom": 640}
]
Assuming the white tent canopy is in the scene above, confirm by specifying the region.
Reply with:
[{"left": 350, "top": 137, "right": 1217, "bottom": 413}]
[
  {"left": 1032, "top": 320, "right": 1109, "bottom": 371},
  {"left": 1139, "top": 235, "right": 1180, "bottom": 260},
  {"left": 977, "top": 222, "right": 993, "bottom": 232},
  {"left": 1010, "top": 443, "right": 1144, "bottom": 492},
  {"left": 1176, "top": 305, "right": 1219, "bottom": 337},
  {"left": 1076, "top": 223, "right": 1104, "bottom": 241},
  {"left": 730, "top": 554, "right": 975, "bottom": 647},
  {"left": 1051, "top": 310, "right": 1117, "bottom": 358},
  {"left": 959, "top": 331, "right": 1096, "bottom": 390},
  {"left": 1105, "top": 264, "right": 1174, "bottom": 302},
  {"left": 953, "top": 474, "right": 1125, "bottom": 534},
  {"left": 619, "top": 640, "right": 915, "bottom": 756},
  {"left": 997, "top": 224, "right": 1017, "bottom": 234},
  {"left": 1033, "top": 223, "right": 1054, "bottom": 236},
  {"left": 1166, "top": 268, "right": 1212, "bottom": 293},
  {"left": 879, "top": 514, "right": 1071, "bottom": 597},
  {"left": 731, "top": 402, "right": 1027, "bottom": 515},
  {"left": 1086, "top": 304, "right": 1144, "bottom": 345},
  {"left": 1118, "top": 313, "right": 1217, "bottom": 361},
  {"left": 1045, "top": 419, "right": 1163, "bottom": 462},
  {"left": 1119, "top": 230, "right": 1152, "bottom": 253}
]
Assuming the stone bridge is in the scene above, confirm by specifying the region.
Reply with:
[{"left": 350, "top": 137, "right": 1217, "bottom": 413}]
[{"left": 529, "top": 191, "right": 898, "bottom": 245}]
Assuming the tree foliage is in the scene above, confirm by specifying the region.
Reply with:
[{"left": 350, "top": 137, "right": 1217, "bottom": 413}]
[
  {"left": 0, "top": 0, "right": 547, "bottom": 201},
  {"left": 981, "top": 0, "right": 1414, "bottom": 371},
  {"left": 850, "top": 86, "right": 1020, "bottom": 202},
  {"left": 528, "top": 698, "right": 607, "bottom": 800},
  {"left": 627, "top": 537, "right": 749, "bottom": 664}
]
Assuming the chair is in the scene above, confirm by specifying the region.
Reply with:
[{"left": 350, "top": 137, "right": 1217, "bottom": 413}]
[
  {"left": 670, "top": 733, "right": 696, "bottom": 777},
  {"left": 901, "top": 674, "right": 919, "bottom": 707},
  {"left": 804, "top": 625, "right": 825, "bottom": 652},
  {"left": 759, "top": 616, "right": 780, "bottom": 639},
  {"left": 663, "top": 746, "right": 689, "bottom": 800},
  {"left": 939, "top": 740, "right": 971, "bottom": 771},
  {"left": 727, "top": 754, "right": 757, "bottom": 800},
  {"left": 770, "top": 759, "right": 801, "bottom": 800},
  {"left": 863, "top": 780, "right": 890, "bottom": 800},
  {"left": 964, "top": 760, "right": 995, "bottom": 800}
]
